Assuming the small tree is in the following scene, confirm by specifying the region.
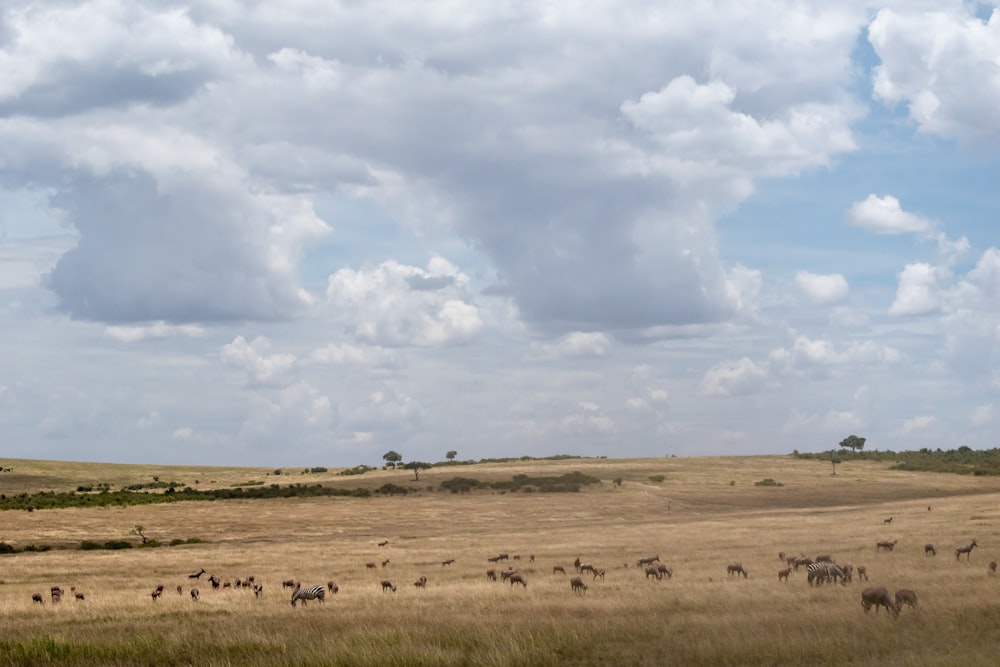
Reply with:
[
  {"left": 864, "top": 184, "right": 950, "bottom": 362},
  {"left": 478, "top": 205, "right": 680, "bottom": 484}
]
[
  {"left": 383, "top": 450, "right": 403, "bottom": 470},
  {"left": 402, "top": 461, "right": 433, "bottom": 481},
  {"left": 839, "top": 435, "right": 866, "bottom": 456},
  {"left": 445, "top": 450, "right": 457, "bottom": 461},
  {"left": 131, "top": 524, "right": 148, "bottom": 545}
]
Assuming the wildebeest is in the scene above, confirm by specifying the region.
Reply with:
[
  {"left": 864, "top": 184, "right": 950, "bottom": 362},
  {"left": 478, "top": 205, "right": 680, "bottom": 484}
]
[
  {"left": 727, "top": 562, "right": 748, "bottom": 578},
  {"left": 956, "top": 539, "right": 978, "bottom": 561},
  {"left": 380, "top": 580, "right": 397, "bottom": 593},
  {"left": 32, "top": 593, "right": 43, "bottom": 604},
  {"left": 508, "top": 573, "right": 527, "bottom": 588},
  {"left": 552, "top": 566, "right": 566, "bottom": 575},
  {"left": 486, "top": 569, "right": 497, "bottom": 581},
  {"left": 925, "top": 544, "right": 937, "bottom": 556},
  {"left": 570, "top": 576, "right": 588, "bottom": 594},
  {"left": 895, "top": 588, "right": 918, "bottom": 610},
  {"left": 876, "top": 540, "right": 897, "bottom": 552},
  {"left": 327, "top": 581, "right": 339, "bottom": 593},
  {"left": 861, "top": 586, "right": 898, "bottom": 615}
]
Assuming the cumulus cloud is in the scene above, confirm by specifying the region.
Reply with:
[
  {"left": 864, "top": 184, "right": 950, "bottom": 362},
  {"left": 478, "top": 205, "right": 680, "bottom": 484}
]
[
  {"left": 796, "top": 271, "right": 849, "bottom": 305},
  {"left": 528, "top": 332, "right": 611, "bottom": 359},
  {"left": 701, "top": 357, "right": 768, "bottom": 397},
  {"left": 846, "top": 194, "right": 934, "bottom": 235},
  {"left": 105, "top": 321, "right": 205, "bottom": 343},
  {"left": 889, "top": 263, "right": 947, "bottom": 316},
  {"left": 326, "top": 257, "right": 483, "bottom": 347},
  {"left": 220, "top": 335, "right": 296, "bottom": 387},
  {"left": 770, "top": 336, "right": 901, "bottom": 376},
  {"left": 900, "top": 414, "right": 937, "bottom": 436}
]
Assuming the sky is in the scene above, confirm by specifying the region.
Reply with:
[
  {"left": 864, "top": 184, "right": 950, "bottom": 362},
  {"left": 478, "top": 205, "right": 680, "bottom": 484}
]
[{"left": 1, "top": 1, "right": 1000, "bottom": 467}]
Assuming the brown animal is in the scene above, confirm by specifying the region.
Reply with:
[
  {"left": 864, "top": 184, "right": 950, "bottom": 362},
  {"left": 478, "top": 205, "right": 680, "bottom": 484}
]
[
  {"left": 956, "top": 540, "right": 978, "bottom": 561},
  {"left": 552, "top": 566, "right": 566, "bottom": 575},
  {"left": 989, "top": 561, "right": 997, "bottom": 575},
  {"left": 925, "top": 544, "right": 937, "bottom": 556},
  {"left": 176, "top": 585, "right": 183, "bottom": 595},
  {"left": 645, "top": 565, "right": 662, "bottom": 580},
  {"left": 655, "top": 564, "right": 672, "bottom": 579},
  {"left": 414, "top": 576, "right": 427, "bottom": 588},
  {"left": 190, "top": 588, "right": 200, "bottom": 601},
  {"left": 382, "top": 559, "right": 390, "bottom": 568},
  {"left": 791, "top": 556, "right": 813, "bottom": 571},
  {"left": 189, "top": 568, "right": 206, "bottom": 579},
  {"left": 486, "top": 569, "right": 497, "bottom": 581},
  {"left": 508, "top": 573, "right": 527, "bottom": 588},
  {"left": 282, "top": 579, "right": 298, "bottom": 589},
  {"left": 253, "top": 583, "right": 263, "bottom": 598},
  {"left": 727, "top": 562, "right": 748, "bottom": 578},
  {"left": 366, "top": 562, "right": 377, "bottom": 570},
  {"left": 884, "top": 517, "right": 893, "bottom": 524},
  {"left": 579, "top": 564, "right": 595, "bottom": 575},
  {"left": 815, "top": 554, "right": 834, "bottom": 563},
  {"left": 861, "top": 586, "right": 898, "bottom": 615},
  {"left": 637, "top": 554, "right": 660, "bottom": 567},
  {"left": 895, "top": 588, "right": 918, "bottom": 610},
  {"left": 50, "top": 586, "right": 64, "bottom": 603},
  {"left": 32, "top": 593, "right": 43, "bottom": 604},
  {"left": 151, "top": 589, "right": 162, "bottom": 601},
  {"left": 500, "top": 568, "right": 516, "bottom": 582},
  {"left": 876, "top": 540, "right": 897, "bottom": 552},
  {"left": 74, "top": 591, "right": 85, "bottom": 601},
  {"left": 441, "top": 559, "right": 456, "bottom": 567},
  {"left": 570, "top": 576, "right": 588, "bottom": 594},
  {"left": 378, "top": 540, "right": 389, "bottom": 547},
  {"left": 778, "top": 568, "right": 791, "bottom": 582},
  {"left": 840, "top": 564, "right": 854, "bottom": 583},
  {"left": 327, "top": 581, "right": 339, "bottom": 593},
  {"left": 593, "top": 567, "right": 608, "bottom": 581},
  {"left": 857, "top": 565, "right": 869, "bottom": 581},
  {"left": 380, "top": 580, "right": 397, "bottom": 592}
]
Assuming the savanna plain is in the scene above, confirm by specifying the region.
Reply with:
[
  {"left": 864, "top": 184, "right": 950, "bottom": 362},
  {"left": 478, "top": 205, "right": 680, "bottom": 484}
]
[{"left": 2, "top": 455, "right": 1000, "bottom": 666}]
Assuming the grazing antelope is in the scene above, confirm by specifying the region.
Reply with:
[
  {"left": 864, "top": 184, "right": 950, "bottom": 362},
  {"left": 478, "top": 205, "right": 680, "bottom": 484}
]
[
  {"left": 884, "top": 517, "right": 893, "bottom": 524},
  {"left": 861, "top": 586, "right": 898, "bottom": 615},
  {"left": 72, "top": 587, "right": 85, "bottom": 601},
  {"left": 593, "top": 567, "right": 607, "bottom": 581},
  {"left": 857, "top": 565, "right": 869, "bottom": 581},
  {"left": 32, "top": 593, "right": 44, "bottom": 604},
  {"left": 497, "top": 553, "right": 509, "bottom": 561},
  {"left": 512, "top": 555, "right": 521, "bottom": 561},
  {"left": 778, "top": 568, "right": 791, "bottom": 582},
  {"left": 500, "top": 568, "right": 516, "bottom": 583},
  {"left": 414, "top": 576, "right": 427, "bottom": 588},
  {"left": 327, "top": 581, "right": 339, "bottom": 593},
  {"left": 189, "top": 568, "right": 206, "bottom": 579},
  {"left": 876, "top": 540, "right": 897, "bottom": 552},
  {"left": 815, "top": 554, "right": 834, "bottom": 563},
  {"left": 989, "top": 561, "right": 997, "bottom": 575},
  {"left": 956, "top": 540, "right": 978, "bottom": 561},
  {"left": 380, "top": 580, "right": 397, "bottom": 593},
  {"left": 645, "top": 565, "right": 662, "bottom": 580},
  {"left": 791, "top": 556, "right": 813, "bottom": 571},
  {"left": 552, "top": 566, "right": 566, "bottom": 575},
  {"left": 253, "top": 583, "right": 263, "bottom": 598},
  {"left": 655, "top": 564, "right": 672, "bottom": 579},
  {"left": 925, "top": 544, "right": 937, "bottom": 556},
  {"left": 895, "top": 589, "right": 918, "bottom": 610},
  {"left": 190, "top": 588, "right": 200, "bottom": 601},
  {"left": 570, "top": 576, "right": 588, "bottom": 594},
  {"left": 487, "top": 569, "right": 497, "bottom": 581},
  {"left": 579, "top": 564, "right": 595, "bottom": 575},
  {"left": 442, "top": 559, "right": 456, "bottom": 566},
  {"left": 378, "top": 540, "right": 389, "bottom": 547},
  {"left": 508, "top": 573, "right": 527, "bottom": 588},
  {"left": 727, "top": 562, "right": 748, "bottom": 578}
]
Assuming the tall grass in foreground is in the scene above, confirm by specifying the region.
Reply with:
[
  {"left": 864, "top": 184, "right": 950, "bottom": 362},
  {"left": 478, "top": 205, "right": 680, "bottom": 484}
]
[{"left": 2, "top": 456, "right": 1000, "bottom": 665}]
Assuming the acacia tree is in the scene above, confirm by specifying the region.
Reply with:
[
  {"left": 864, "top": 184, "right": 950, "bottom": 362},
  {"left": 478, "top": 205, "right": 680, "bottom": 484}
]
[
  {"left": 839, "top": 435, "right": 866, "bottom": 456},
  {"left": 382, "top": 451, "right": 403, "bottom": 469},
  {"left": 403, "top": 461, "right": 433, "bottom": 481},
  {"left": 445, "top": 450, "right": 457, "bottom": 461}
]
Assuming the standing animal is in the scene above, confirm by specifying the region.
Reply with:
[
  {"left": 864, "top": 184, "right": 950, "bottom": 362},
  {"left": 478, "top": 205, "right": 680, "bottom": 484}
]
[
  {"left": 815, "top": 554, "right": 834, "bottom": 563},
  {"left": 791, "top": 556, "right": 813, "bottom": 571},
  {"left": 414, "top": 576, "right": 427, "bottom": 588},
  {"left": 857, "top": 565, "right": 869, "bottom": 581},
  {"left": 72, "top": 587, "right": 85, "bottom": 601},
  {"left": 727, "top": 562, "right": 748, "bottom": 578},
  {"left": 594, "top": 567, "right": 608, "bottom": 580},
  {"left": 190, "top": 588, "right": 200, "bottom": 601},
  {"left": 925, "top": 544, "right": 936, "bottom": 556},
  {"left": 381, "top": 559, "right": 390, "bottom": 568},
  {"left": 32, "top": 593, "right": 44, "bottom": 604},
  {"left": 876, "top": 540, "right": 897, "bottom": 552},
  {"left": 552, "top": 566, "right": 566, "bottom": 575},
  {"left": 380, "top": 580, "right": 397, "bottom": 592},
  {"left": 253, "top": 583, "right": 263, "bottom": 598},
  {"left": 327, "top": 581, "right": 339, "bottom": 593},
  {"left": 884, "top": 517, "right": 893, "bottom": 524},
  {"left": 189, "top": 568, "right": 206, "bottom": 579},
  {"left": 807, "top": 562, "right": 846, "bottom": 586},
  {"left": 989, "top": 561, "right": 997, "bottom": 575},
  {"left": 637, "top": 554, "right": 660, "bottom": 567},
  {"left": 378, "top": 540, "right": 389, "bottom": 547},
  {"left": 956, "top": 540, "right": 978, "bottom": 561},
  {"left": 861, "top": 586, "right": 898, "bottom": 615},
  {"left": 290, "top": 584, "right": 326, "bottom": 607},
  {"left": 50, "top": 586, "right": 64, "bottom": 603},
  {"left": 486, "top": 569, "right": 497, "bottom": 581},
  {"left": 441, "top": 559, "right": 455, "bottom": 567},
  {"left": 508, "top": 573, "right": 527, "bottom": 588},
  {"left": 282, "top": 579, "right": 298, "bottom": 589},
  {"left": 778, "top": 568, "right": 791, "bottom": 582},
  {"left": 570, "top": 576, "right": 588, "bottom": 594},
  {"left": 500, "top": 568, "right": 516, "bottom": 582},
  {"left": 645, "top": 565, "right": 662, "bottom": 580},
  {"left": 895, "top": 589, "right": 918, "bottom": 610}
]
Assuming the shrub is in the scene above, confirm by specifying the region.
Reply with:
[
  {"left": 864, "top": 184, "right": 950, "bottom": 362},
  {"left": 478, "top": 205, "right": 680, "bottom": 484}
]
[
  {"left": 0, "top": 542, "right": 16, "bottom": 554},
  {"left": 648, "top": 475, "right": 666, "bottom": 483},
  {"left": 754, "top": 478, "right": 783, "bottom": 487},
  {"left": 79, "top": 540, "right": 103, "bottom": 551},
  {"left": 103, "top": 540, "right": 133, "bottom": 550},
  {"left": 376, "top": 483, "right": 409, "bottom": 495}
]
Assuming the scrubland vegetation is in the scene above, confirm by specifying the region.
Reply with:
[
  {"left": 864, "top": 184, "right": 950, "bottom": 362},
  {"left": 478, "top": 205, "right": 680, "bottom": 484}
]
[{"left": 2, "top": 454, "right": 1000, "bottom": 665}]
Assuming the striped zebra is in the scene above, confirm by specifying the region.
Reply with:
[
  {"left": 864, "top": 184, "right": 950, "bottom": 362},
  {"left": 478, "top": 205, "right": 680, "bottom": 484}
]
[
  {"left": 807, "top": 562, "right": 846, "bottom": 586},
  {"left": 290, "top": 584, "right": 326, "bottom": 607}
]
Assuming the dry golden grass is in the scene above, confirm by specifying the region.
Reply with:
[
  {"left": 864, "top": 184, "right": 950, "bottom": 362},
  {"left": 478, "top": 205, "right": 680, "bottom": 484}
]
[{"left": 2, "top": 455, "right": 1000, "bottom": 665}]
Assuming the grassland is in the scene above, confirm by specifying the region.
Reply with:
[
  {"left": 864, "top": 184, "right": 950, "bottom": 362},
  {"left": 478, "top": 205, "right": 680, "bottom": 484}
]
[{"left": 2, "top": 455, "right": 1000, "bottom": 666}]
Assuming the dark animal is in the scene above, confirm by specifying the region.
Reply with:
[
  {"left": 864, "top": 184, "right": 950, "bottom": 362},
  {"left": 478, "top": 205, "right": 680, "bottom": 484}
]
[
  {"left": 442, "top": 559, "right": 455, "bottom": 566},
  {"left": 727, "top": 562, "right": 748, "bottom": 578},
  {"left": 50, "top": 586, "right": 64, "bottom": 603},
  {"left": 176, "top": 585, "right": 183, "bottom": 595},
  {"left": 508, "top": 573, "right": 527, "bottom": 588},
  {"left": 500, "top": 568, "right": 516, "bottom": 582},
  {"left": 791, "top": 556, "right": 813, "bottom": 571},
  {"left": 876, "top": 540, "right": 897, "bottom": 552},
  {"left": 861, "top": 586, "right": 898, "bottom": 615},
  {"left": 574, "top": 557, "right": 581, "bottom": 571},
  {"left": 815, "top": 554, "right": 834, "bottom": 563},
  {"left": 209, "top": 575, "right": 221, "bottom": 589},
  {"left": 989, "top": 561, "right": 997, "bottom": 575},
  {"left": 553, "top": 566, "right": 566, "bottom": 575},
  {"left": 925, "top": 544, "right": 936, "bottom": 556},
  {"left": 190, "top": 588, "right": 200, "bottom": 601},
  {"left": 380, "top": 580, "right": 397, "bottom": 592},
  {"left": 579, "top": 564, "right": 595, "bottom": 575},
  {"left": 807, "top": 562, "right": 846, "bottom": 586},
  {"left": 594, "top": 567, "right": 608, "bottom": 580},
  {"left": 32, "top": 593, "right": 43, "bottom": 604},
  {"left": 655, "top": 564, "right": 672, "bottom": 579},
  {"left": 778, "top": 568, "right": 791, "bottom": 582},
  {"left": 895, "top": 588, "right": 918, "bottom": 610},
  {"left": 884, "top": 517, "right": 893, "bottom": 524},
  {"left": 645, "top": 565, "right": 662, "bottom": 580},
  {"left": 253, "top": 583, "right": 263, "bottom": 597},
  {"left": 486, "top": 569, "right": 497, "bottom": 581},
  {"left": 382, "top": 559, "right": 390, "bottom": 568},
  {"left": 956, "top": 540, "right": 978, "bottom": 561},
  {"left": 189, "top": 568, "right": 206, "bottom": 579},
  {"left": 282, "top": 579, "right": 298, "bottom": 589},
  {"left": 327, "top": 581, "right": 339, "bottom": 593},
  {"left": 378, "top": 540, "right": 389, "bottom": 547},
  {"left": 857, "top": 565, "right": 869, "bottom": 581},
  {"left": 570, "top": 576, "right": 588, "bottom": 594},
  {"left": 637, "top": 554, "right": 660, "bottom": 567},
  {"left": 291, "top": 584, "right": 326, "bottom": 607},
  {"left": 414, "top": 576, "right": 427, "bottom": 588},
  {"left": 366, "top": 562, "right": 377, "bottom": 570}
]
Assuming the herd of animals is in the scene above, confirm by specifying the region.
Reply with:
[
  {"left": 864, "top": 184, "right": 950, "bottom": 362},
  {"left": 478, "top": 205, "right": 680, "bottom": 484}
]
[{"left": 25, "top": 522, "right": 995, "bottom": 615}]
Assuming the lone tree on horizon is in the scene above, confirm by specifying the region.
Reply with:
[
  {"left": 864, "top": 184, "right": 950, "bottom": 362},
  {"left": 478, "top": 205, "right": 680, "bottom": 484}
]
[
  {"left": 839, "top": 435, "right": 866, "bottom": 455},
  {"left": 403, "top": 461, "right": 433, "bottom": 481},
  {"left": 383, "top": 450, "right": 403, "bottom": 469},
  {"left": 445, "top": 450, "right": 457, "bottom": 461}
]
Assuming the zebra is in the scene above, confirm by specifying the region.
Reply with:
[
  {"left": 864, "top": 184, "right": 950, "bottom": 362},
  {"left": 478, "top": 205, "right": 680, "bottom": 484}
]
[
  {"left": 807, "top": 562, "right": 846, "bottom": 586},
  {"left": 290, "top": 584, "right": 326, "bottom": 607}
]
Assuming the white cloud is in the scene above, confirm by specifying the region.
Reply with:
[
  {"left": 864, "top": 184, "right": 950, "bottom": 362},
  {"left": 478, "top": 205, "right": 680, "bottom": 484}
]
[
  {"left": 900, "top": 414, "right": 937, "bottom": 436},
  {"left": 971, "top": 404, "right": 994, "bottom": 427},
  {"left": 796, "top": 271, "right": 849, "bottom": 305},
  {"left": 529, "top": 332, "right": 611, "bottom": 359},
  {"left": 846, "top": 194, "right": 934, "bottom": 235},
  {"left": 701, "top": 357, "right": 768, "bottom": 397},
  {"left": 889, "top": 263, "right": 946, "bottom": 316},
  {"left": 105, "top": 321, "right": 205, "bottom": 343},
  {"left": 220, "top": 335, "right": 297, "bottom": 387}
]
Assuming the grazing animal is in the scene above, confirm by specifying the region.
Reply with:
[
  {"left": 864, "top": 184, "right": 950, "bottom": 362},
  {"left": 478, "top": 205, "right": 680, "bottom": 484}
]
[
  {"left": 570, "top": 576, "right": 588, "bottom": 594},
  {"left": 497, "top": 553, "right": 509, "bottom": 561},
  {"left": 989, "top": 561, "right": 997, "bottom": 575},
  {"left": 253, "top": 583, "right": 263, "bottom": 598},
  {"left": 366, "top": 562, "right": 377, "bottom": 570},
  {"left": 151, "top": 589, "right": 162, "bottom": 601},
  {"left": 815, "top": 554, "right": 834, "bottom": 563},
  {"left": 282, "top": 579, "right": 298, "bottom": 589},
  {"left": 861, "top": 586, "right": 898, "bottom": 615},
  {"left": 508, "top": 573, "right": 527, "bottom": 588},
  {"left": 513, "top": 555, "right": 521, "bottom": 561},
  {"left": 925, "top": 544, "right": 937, "bottom": 556},
  {"left": 209, "top": 575, "right": 221, "bottom": 589},
  {"left": 645, "top": 565, "right": 662, "bottom": 580},
  {"left": 807, "top": 562, "right": 846, "bottom": 586},
  {"left": 579, "top": 564, "right": 595, "bottom": 575},
  {"left": 378, "top": 540, "right": 389, "bottom": 547},
  {"left": 553, "top": 566, "right": 566, "bottom": 575},
  {"left": 857, "top": 565, "right": 869, "bottom": 581},
  {"left": 50, "top": 586, "right": 64, "bottom": 603},
  {"left": 593, "top": 567, "right": 608, "bottom": 581},
  {"left": 414, "top": 576, "right": 427, "bottom": 588},
  {"left": 500, "top": 568, "right": 516, "bottom": 582},
  {"left": 778, "top": 568, "right": 791, "bottom": 582},
  {"left": 956, "top": 540, "right": 978, "bottom": 561},
  {"left": 727, "top": 562, "right": 748, "bottom": 579},
  {"left": 380, "top": 580, "right": 397, "bottom": 593},
  {"left": 876, "top": 540, "right": 897, "bottom": 552},
  {"left": 791, "top": 556, "right": 813, "bottom": 571},
  {"left": 655, "top": 564, "right": 672, "bottom": 579},
  {"left": 189, "top": 568, "right": 206, "bottom": 579},
  {"left": 32, "top": 593, "right": 43, "bottom": 604},
  {"left": 190, "top": 588, "right": 200, "bottom": 601},
  {"left": 487, "top": 555, "right": 502, "bottom": 563},
  {"left": 442, "top": 559, "right": 456, "bottom": 567},
  {"left": 637, "top": 554, "right": 660, "bottom": 568},
  {"left": 327, "top": 581, "right": 339, "bottom": 593},
  {"left": 486, "top": 569, "right": 497, "bottom": 581},
  {"left": 290, "top": 584, "right": 326, "bottom": 607},
  {"left": 72, "top": 587, "right": 85, "bottom": 601},
  {"left": 895, "top": 589, "right": 918, "bottom": 610},
  {"left": 884, "top": 517, "right": 893, "bottom": 524}
]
